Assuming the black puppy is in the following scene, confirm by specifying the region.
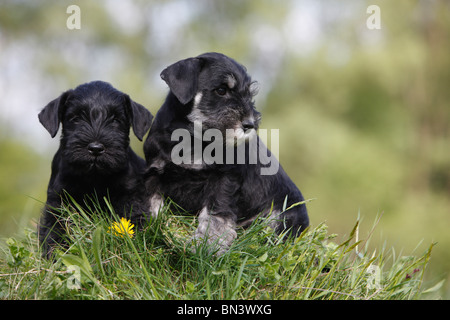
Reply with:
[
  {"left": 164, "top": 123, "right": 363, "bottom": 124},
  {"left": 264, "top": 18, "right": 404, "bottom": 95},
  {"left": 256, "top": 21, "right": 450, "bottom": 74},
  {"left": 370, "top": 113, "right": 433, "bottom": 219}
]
[
  {"left": 144, "top": 52, "right": 309, "bottom": 254},
  {"left": 38, "top": 81, "right": 153, "bottom": 258}
]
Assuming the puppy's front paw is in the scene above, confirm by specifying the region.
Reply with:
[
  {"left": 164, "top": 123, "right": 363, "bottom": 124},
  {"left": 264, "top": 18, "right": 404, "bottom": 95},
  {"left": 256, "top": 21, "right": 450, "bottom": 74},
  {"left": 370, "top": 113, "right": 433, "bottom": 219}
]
[
  {"left": 191, "top": 208, "right": 237, "bottom": 255},
  {"left": 192, "top": 227, "right": 237, "bottom": 256}
]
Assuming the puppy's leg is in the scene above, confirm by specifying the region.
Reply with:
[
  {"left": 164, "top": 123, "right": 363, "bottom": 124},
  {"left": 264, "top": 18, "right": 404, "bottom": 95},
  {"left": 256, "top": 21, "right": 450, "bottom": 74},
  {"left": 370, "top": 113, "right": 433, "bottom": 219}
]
[
  {"left": 148, "top": 193, "right": 164, "bottom": 218},
  {"left": 273, "top": 205, "right": 309, "bottom": 239},
  {"left": 193, "top": 207, "right": 237, "bottom": 255},
  {"left": 38, "top": 206, "right": 67, "bottom": 259}
]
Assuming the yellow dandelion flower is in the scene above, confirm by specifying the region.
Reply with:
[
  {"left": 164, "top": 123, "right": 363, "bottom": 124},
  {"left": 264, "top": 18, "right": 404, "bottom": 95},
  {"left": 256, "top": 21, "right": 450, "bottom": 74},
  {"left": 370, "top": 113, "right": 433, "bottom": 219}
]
[{"left": 108, "top": 217, "right": 135, "bottom": 238}]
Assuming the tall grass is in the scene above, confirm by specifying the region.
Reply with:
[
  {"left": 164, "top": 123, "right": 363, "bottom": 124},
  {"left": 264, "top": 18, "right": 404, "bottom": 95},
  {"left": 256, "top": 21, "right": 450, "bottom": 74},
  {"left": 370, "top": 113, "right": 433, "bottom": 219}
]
[{"left": 0, "top": 197, "right": 437, "bottom": 300}]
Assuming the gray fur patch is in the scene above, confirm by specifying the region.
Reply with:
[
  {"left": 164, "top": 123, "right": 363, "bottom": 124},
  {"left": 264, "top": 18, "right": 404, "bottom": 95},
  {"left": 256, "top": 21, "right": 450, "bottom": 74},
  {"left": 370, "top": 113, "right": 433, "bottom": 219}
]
[{"left": 193, "top": 207, "right": 237, "bottom": 255}]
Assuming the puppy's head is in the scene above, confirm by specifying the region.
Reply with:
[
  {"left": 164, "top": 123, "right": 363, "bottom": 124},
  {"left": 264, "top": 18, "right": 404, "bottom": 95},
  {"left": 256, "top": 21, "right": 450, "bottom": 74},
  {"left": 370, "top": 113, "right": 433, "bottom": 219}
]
[
  {"left": 39, "top": 81, "right": 153, "bottom": 174},
  {"left": 161, "top": 52, "right": 261, "bottom": 146}
]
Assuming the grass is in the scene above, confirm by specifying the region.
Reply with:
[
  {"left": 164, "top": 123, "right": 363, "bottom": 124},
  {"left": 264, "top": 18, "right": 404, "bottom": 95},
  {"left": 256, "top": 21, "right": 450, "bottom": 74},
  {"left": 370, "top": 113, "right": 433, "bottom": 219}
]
[{"left": 0, "top": 197, "right": 438, "bottom": 300}]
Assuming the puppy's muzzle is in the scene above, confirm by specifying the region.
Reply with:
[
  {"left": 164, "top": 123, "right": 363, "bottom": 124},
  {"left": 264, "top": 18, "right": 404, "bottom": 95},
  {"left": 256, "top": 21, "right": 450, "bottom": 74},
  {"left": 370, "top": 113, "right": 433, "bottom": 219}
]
[
  {"left": 87, "top": 142, "right": 105, "bottom": 157},
  {"left": 242, "top": 120, "right": 256, "bottom": 133}
]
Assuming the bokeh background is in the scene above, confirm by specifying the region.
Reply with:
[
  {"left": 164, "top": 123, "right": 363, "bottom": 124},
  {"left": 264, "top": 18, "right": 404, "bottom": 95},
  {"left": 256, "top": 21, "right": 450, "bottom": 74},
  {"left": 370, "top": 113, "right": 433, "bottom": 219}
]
[{"left": 1, "top": 0, "right": 449, "bottom": 297}]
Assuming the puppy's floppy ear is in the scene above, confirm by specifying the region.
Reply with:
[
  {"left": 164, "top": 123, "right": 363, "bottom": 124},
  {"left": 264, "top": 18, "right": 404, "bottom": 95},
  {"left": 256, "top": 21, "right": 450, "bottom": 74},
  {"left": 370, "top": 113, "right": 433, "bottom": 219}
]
[
  {"left": 38, "top": 90, "right": 72, "bottom": 138},
  {"left": 160, "top": 57, "right": 203, "bottom": 105},
  {"left": 125, "top": 95, "right": 153, "bottom": 141}
]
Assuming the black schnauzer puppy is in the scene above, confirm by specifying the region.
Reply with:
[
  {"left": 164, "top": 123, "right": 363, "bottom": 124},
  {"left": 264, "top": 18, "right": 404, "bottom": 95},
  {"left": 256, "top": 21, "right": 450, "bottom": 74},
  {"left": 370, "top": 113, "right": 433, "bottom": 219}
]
[
  {"left": 144, "top": 52, "right": 309, "bottom": 254},
  {"left": 38, "top": 81, "right": 153, "bottom": 258}
]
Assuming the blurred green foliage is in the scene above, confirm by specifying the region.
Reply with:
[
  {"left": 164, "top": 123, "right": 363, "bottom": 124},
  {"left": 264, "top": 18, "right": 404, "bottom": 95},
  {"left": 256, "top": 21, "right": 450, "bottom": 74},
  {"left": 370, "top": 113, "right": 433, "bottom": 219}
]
[
  {"left": 0, "top": 140, "right": 48, "bottom": 235},
  {"left": 0, "top": 0, "right": 449, "bottom": 297}
]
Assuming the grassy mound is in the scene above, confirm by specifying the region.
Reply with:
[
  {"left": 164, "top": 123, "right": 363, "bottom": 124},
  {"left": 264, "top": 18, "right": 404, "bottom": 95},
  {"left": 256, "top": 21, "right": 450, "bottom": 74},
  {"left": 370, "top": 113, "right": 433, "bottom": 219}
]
[{"left": 0, "top": 198, "right": 434, "bottom": 300}]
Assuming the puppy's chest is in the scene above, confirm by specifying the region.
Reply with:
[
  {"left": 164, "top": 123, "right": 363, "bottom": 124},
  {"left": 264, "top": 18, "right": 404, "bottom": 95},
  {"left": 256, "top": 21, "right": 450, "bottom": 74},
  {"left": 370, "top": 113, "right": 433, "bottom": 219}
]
[
  {"left": 160, "top": 169, "right": 210, "bottom": 207},
  {"left": 56, "top": 172, "right": 138, "bottom": 207},
  {"left": 159, "top": 165, "right": 241, "bottom": 211}
]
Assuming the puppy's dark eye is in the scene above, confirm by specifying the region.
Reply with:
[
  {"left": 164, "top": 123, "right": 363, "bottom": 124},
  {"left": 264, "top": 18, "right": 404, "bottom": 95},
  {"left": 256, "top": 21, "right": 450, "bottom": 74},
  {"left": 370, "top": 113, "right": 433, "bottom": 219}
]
[
  {"left": 68, "top": 115, "right": 80, "bottom": 122},
  {"left": 215, "top": 87, "right": 227, "bottom": 96}
]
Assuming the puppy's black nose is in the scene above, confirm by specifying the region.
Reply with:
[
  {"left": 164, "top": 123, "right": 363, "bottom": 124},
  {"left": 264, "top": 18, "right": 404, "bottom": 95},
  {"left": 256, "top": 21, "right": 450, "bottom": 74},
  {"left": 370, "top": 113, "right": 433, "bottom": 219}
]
[
  {"left": 242, "top": 120, "right": 255, "bottom": 132},
  {"left": 88, "top": 142, "right": 105, "bottom": 156}
]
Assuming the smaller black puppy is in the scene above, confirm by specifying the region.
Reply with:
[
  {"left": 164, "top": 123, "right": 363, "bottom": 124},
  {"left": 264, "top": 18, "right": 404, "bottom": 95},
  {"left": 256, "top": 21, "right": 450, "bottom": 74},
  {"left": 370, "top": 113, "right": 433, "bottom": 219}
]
[
  {"left": 144, "top": 53, "right": 309, "bottom": 254},
  {"left": 38, "top": 81, "right": 153, "bottom": 258}
]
